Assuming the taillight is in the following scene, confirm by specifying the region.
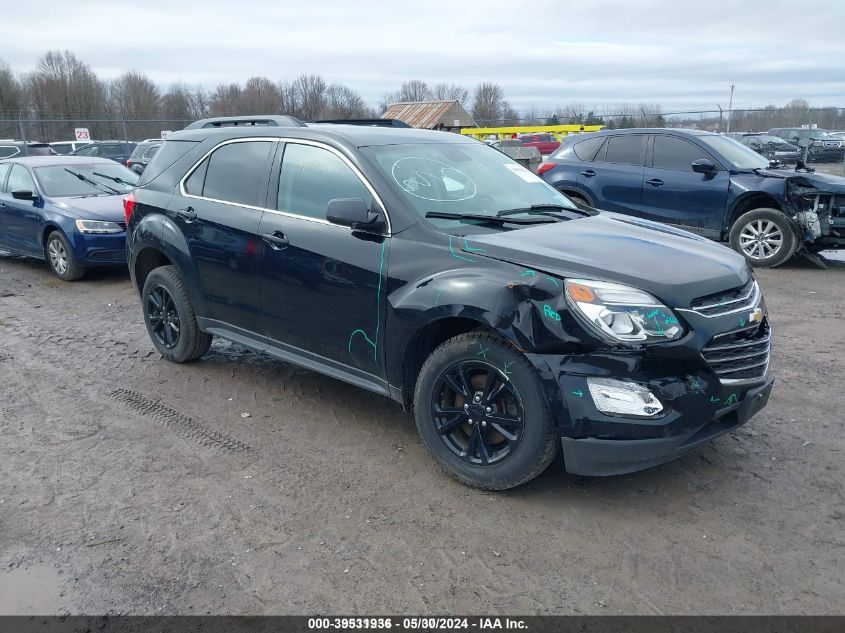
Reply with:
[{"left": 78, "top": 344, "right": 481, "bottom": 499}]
[
  {"left": 537, "top": 162, "right": 556, "bottom": 176},
  {"left": 123, "top": 192, "right": 136, "bottom": 225},
  {"left": 126, "top": 159, "right": 131, "bottom": 167}
]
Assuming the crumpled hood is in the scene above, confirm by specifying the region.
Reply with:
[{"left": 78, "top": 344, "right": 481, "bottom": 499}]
[
  {"left": 754, "top": 169, "right": 845, "bottom": 193},
  {"left": 461, "top": 212, "right": 750, "bottom": 307},
  {"left": 48, "top": 194, "right": 125, "bottom": 222}
]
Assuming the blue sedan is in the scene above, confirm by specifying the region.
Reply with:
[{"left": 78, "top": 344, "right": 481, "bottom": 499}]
[{"left": 0, "top": 156, "right": 138, "bottom": 280}]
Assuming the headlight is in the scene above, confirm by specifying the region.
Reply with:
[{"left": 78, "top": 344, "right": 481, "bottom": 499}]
[
  {"left": 75, "top": 219, "right": 123, "bottom": 234},
  {"left": 564, "top": 278, "right": 683, "bottom": 343}
]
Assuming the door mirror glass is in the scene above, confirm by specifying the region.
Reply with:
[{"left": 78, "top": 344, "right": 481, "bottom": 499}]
[
  {"left": 691, "top": 158, "right": 716, "bottom": 174},
  {"left": 326, "top": 198, "right": 383, "bottom": 232},
  {"left": 11, "top": 189, "right": 38, "bottom": 200}
]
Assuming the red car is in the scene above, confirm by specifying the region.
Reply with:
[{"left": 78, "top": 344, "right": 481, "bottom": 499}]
[{"left": 518, "top": 133, "right": 560, "bottom": 155}]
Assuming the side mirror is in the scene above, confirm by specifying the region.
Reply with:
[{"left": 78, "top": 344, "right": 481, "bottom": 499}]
[
  {"left": 691, "top": 159, "right": 716, "bottom": 174},
  {"left": 11, "top": 189, "right": 38, "bottom": 201},
  {"left": 326, "top": 198, "right": 384, "bottom": 232}
]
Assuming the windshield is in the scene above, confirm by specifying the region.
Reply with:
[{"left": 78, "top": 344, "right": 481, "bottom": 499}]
[
  {"left": 34, "top": 163, "right": 139, "bottom": 197},
  {"left": 361, "top": 143, "right": 578, "bottom": 230},
  {"left": 699, "top": 135, "right": 769, "bottom": 170}
]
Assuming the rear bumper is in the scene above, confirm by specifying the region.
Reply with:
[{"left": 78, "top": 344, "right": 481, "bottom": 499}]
[{"left": 561, "top": 377, "right": 773, "bottom": 476}]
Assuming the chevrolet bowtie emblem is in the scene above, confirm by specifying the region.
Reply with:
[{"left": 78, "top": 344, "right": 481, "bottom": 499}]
[{"left": 749, "top": 308, "right": 764, "bottom": 323}]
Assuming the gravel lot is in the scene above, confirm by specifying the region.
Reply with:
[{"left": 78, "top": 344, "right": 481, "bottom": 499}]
[{"left": 0, "top": 249, "right": 843, "bottom": 616}]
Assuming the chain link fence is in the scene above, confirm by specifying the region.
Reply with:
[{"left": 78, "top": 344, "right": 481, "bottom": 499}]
[{"left": 0, "top": 117, "right": 193, "bottom": 146}]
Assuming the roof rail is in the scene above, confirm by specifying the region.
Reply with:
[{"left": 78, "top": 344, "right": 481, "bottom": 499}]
[
  {"left": 314, "top": 118, "right": 411, "bottom": 128},
  {"left": 184, "top": 115, "right": 307, "bottom": 130}
]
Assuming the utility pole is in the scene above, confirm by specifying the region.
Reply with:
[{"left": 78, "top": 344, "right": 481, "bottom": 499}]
[
  {"left": 726, "top": 84, "right": 735, "bottom": 133},
  {"left": 717, "top": 105, "right": 723, "bottom": 132}
]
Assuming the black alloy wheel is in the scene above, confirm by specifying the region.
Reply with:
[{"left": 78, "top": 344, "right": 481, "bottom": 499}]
[
  {"left": 432, "top": 361, "right": 525, "bottom": 465},
  {"left": 146, "top": 285, "right": 181, "bottom": 349}
]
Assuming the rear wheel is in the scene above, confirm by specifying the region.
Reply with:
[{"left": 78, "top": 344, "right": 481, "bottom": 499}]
[
  {"left": 413, "top": 331, "right": 558, "bottom": 490},
  {"left": 45, "top": 230, "right": 84, "bottom": 281},
  {"left": 729, "top": 208, "right": 798, "bottom": 268},
  {"left": 142, "top": 265, "right": 212, "bottom": 362}
]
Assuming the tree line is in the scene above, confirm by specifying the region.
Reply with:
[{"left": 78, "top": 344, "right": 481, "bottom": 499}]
[{"left": 1, "top": 50, "right": 843, "bottom": 135}]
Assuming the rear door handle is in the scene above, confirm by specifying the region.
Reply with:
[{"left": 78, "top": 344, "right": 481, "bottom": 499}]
[
  {"left": 646, "top": 178, "right": 664, "bottom": 186},
  {"left": 261, "top": 231, "right": 289, "bottom": 250},
  {"left": 580, "top": 169, "right": 596, "bottom": 177}
]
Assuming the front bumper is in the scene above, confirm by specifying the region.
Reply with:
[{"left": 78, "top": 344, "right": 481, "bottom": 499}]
[
  {"left": 560, "top": 377, "right": 773, "bottom": 475},
  {"left": 72, "top": 232, "right": 128, "bottom": 266}
]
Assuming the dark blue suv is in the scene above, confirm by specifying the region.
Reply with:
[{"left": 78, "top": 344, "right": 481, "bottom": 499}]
[{"left": 540, "top": 128, "right": 845, "bottom": 267}]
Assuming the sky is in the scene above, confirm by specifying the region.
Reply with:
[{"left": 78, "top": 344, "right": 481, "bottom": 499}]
[{"left": 2, "top": 0, "right": 844, "bottom": 113}]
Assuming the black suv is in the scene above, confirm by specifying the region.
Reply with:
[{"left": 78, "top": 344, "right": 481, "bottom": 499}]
[
  {"left": 126, "top": 139, "right": 163, "bottom": 174},
  {"left": 71, "top": 140, "right": 137, "bottom": 164},
  {"left": 126, "top": 116, "right": 773, "bottom": 489},
  {"left": 768, "top": 128, "right": 844, "bottom": 162}
]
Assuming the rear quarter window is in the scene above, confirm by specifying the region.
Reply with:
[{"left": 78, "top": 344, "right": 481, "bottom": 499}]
[
  {"left": 571, "top": 136, "right": 604, "bottom": 160},
  {"left": 136, "top": 140, "right": 201, "bottom": 187}
]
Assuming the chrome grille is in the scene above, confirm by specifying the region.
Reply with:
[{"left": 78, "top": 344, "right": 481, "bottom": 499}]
[
  {"left": 702, "top": 319, "right": 771, "bottom": 382},
  {"left": 690, "top": 280, "right": 758, "bottom": 318}
]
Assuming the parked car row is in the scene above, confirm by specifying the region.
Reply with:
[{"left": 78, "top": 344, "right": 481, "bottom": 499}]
[{"left": 3, "top": 138, "right": 165, "bottom": 174}]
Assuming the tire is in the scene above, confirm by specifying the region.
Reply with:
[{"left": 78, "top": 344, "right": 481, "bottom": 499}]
[
  {"left": 729, "top": 208, "right": 798, "bottom": 268},
  {"left": 45, "top": 230, "right": 84, "bottom": 281},
  {"left": 564, "top": 191, "right": 591, "bottom": 207},
  {"left": 141, "top": 265, "right": 212, "bottom": 363},
  {"left": 413, "top": 331, "right": 558, "bottom": 490}
]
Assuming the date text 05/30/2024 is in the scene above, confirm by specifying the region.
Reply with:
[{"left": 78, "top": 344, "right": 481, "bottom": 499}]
[{"left": 307, "top": 617, "right": 528, "bottom": 630}]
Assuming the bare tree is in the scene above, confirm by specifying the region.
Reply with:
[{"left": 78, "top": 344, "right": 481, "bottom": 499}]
[
  {"left": 432, "top": 83, "right": 469, "bottom": 107},
  {"left": 240, "top": 76, "right": 283, "bottom": 114},
  {"left": 290, "top": 74, "right": 326, "bottom": 121},
  {"left": 472, "top": 82, "right": 507, "bottom": 124},
  {"left": 322, "top": 84, "right": 368, "bottom": 119},
  {"left": 109, "top": 71, "right": 160, "bottom": 118},
  {"left": 399, "top": 79, "right": 432, "bottom": 102},
  {"left": 209, "top": 83, "right": 242, "bottom": 116},
  {"left": 0, "top": 59, "right": 26, "bottom": 117},
  {"left": 26, "top": 50, "right": 105, "bottom": 118}
]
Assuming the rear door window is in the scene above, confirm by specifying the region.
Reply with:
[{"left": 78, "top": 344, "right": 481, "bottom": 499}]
[
  {"left": 0, "top": 146, "right": 19, "bottom": 159},
  {"left": 191, "top": 140, "right": 274, "bottom": 207},
  {"left": 572, "top": 136, "right": 604, "bottom": 160},
  {"left": 76, "top": 145, "right": 99, "bottom": 156},
  {"left": 602, "top": 135, "right": 645, "bottom": 166},
  {"left": 652, "top": 135, "right": 711, "bottom": 171}
]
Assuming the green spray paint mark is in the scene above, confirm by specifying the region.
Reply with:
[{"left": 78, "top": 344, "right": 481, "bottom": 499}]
[
  {"left": 646, "top": 309, "right": 667, "bottom": 320},
  {"left": 724, "top": 393, "right": 738, "bottom": 406},
  {"left": 348, "top": 240, "right": 386, "bottom": 366},
  {"left": 545, "top": 276, "right": 560, "bottom": 287},
  {"left": 739, "top": 317, "right": 746, "bottom": 327},
  {"left": 463, "top": 239, "right": 486, "bottom": 252},
  {"left": 448, "top": 236, "right": 477, "bottom": 262},
  {"left": 710, "top": 396, "right": 721, "bottom": 404},
  {"left": 572, "top": 389, "right": 584, "bottom": 398},
  {"left": 435, "top": 288, "right": 444, "bottom": 306},
  {"left": 502, "top": 361, "right": 514, "bottom": 375},
  {"left": 521, "top": 269, "right": 537, "bottom": 277},
  {"left": 689, "top": 377, "right": 705, "bottom": 393},
  {"left": 476, "top": 344, "right": 489, "bottom": 360},
  {"left": 543, "top": 304, "right": 561, "bottom": 321}
]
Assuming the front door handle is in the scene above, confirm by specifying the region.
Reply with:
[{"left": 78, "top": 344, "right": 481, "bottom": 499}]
[
  {"left": 646, "top": 178, "right": 664, "bottom": 186},
  {"left": 581, "top": 169, "right": 596, "bottom": 177},
  {"left": 176, "top": 206, "right": 197, "bottom": 221},
  {"left": 261, "top": 231, "right": 289, "bottom": 250}
]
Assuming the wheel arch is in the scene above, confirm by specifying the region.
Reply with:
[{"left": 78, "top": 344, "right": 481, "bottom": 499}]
[
  {"left": 726, "top": 192, "right": 785, "bottom": 233},
  {"left": 133, "top": 246, "right": 173, "bottom": 294}
]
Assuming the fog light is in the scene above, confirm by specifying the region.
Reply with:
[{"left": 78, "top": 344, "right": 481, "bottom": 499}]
[{"left": 586, "top": 378, "right": 664, "bottom": 417}]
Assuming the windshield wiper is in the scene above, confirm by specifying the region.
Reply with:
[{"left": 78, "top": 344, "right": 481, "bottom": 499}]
[
  {"left": 425, "top": 211, "right": 558, "bottom": 225},
  {"left": 92, "top": 171, "right": 135, "bottom": 186},
  {"left": 497, "top": 203, "right": 591, "bottom": 217},
  {"left": 63, "top": 168, "right": 120, "bottom": 195}
]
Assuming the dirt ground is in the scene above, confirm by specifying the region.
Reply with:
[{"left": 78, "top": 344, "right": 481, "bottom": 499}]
[{"left": 0, "top": 248, "right": 843, "bottom": 616}]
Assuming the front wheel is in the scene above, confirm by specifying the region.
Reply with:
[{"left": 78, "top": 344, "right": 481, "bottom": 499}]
[
  {"left": 729, "top": 208, "right": 798, "bottom": 268},
  {"left": 141, "top": 265, "right": 212, "bottom": 362},
  {"left": 45, "top": 230, "right": 84, "bottom": 281},
  {"left": 413, "top": 331, "right": 558, "bottom": 490}
]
